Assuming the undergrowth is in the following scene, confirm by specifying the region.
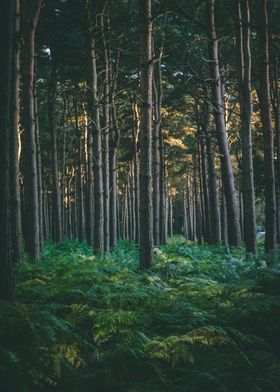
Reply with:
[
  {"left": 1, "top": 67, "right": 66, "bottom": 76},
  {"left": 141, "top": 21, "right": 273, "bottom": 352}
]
[{"left": 1, "top": 237, "right": 280, "bottom": 391}]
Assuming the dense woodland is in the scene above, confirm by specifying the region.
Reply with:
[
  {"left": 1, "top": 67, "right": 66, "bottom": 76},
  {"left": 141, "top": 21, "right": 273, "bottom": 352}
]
[{"left": 1, "top": 0, "right": 280, "bottom": 390}]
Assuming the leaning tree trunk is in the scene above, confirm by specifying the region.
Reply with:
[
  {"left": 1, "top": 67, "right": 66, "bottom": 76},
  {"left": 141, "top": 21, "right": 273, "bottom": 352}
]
[
  {"left": 139, "top": 0, "right": 154, "bottom": 268},
  {"left": 207, "top": 0, "right": 241, "bottom": 246},
  {"left": 256, "top": 0, "right": 277, "bottom": 253},
  {"left": 236, "top": 0, "right": 257, "bottom": 256},
  {"left": 22, "top": 0, "right": 41, "bottom": 261}
]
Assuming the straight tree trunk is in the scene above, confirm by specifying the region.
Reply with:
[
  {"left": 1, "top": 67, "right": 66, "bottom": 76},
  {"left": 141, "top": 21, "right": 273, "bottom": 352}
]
[
  {"left": 272, "top": 62, "right": 280, "bottom": 243},
  {"left": 85, "top": 109, "right": 94, "bottom": 245},
  {"left": 0, "top": 0, "right": 14, "bottom": 299},
  {"left": 159, "top": 121, "right": 167, "bottom": 244},
  {"left": 90, "top": 37, "right": 104, "bottom": 253},
  {"left": 236, "top": 0, "right": 257, "bottom": 256},
  {"left": 139, "top": 0, "right": 154, "bottom": 268},
  {"left": 132, "top": 97, "right": 140, "bottom": 243},
  {"left": 203, "top": 102, "right": 221, "bottom": 244},
  {"left": 207, "top": 0, "right": 241, "bottom": 246},
  {"left": 101, "top": 10, "right": 110, "bottom": 252},
  {"left": 256, "top": 0, "right": 277, "bottom": 253},
  {"left": 35, "top": 95, "right": 43, "bottom": 250},
  {"left": 22, "top": 0, "right": 41, "bottom": 261},
  {"left": 152, "top": 58, "right": 162, "bottom": 246},
  {"left": 48, "top": 61, "right": 62, "bottom": 243},
  {"left": 10, "top": 0, "right": 22, "bottom": 264}
]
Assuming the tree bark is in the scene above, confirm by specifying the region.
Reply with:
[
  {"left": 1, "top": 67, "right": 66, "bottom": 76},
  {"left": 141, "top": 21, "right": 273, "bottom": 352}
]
[
  {"left": 207, "top": 0, "right": 241, "bottom": 246},
  {"left": 22, "top": 0, "right": 41, "bottom": 261},
  {"left": 256, "top": 0, "right": 277, "bottom": 253},
  {"left": 139, "top": 0, "right": 154, "bottom": 268},
  {"left": 48, "top": 61, "right": 62, "bottom": 243},
  {"left": 0, "top": 0, "right": 15, "bottom": 299},
  {"left": 236, "top": 0, "right": 257, "bottom": 256},
  {"left": 10, "top": 0, "right": 22, "bottom": 264}
]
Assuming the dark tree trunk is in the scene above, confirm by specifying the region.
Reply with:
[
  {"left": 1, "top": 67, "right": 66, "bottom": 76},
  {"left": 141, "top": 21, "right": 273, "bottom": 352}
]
[
  {"left": 0, "top": 0, "right": 14, "bottom": 299},
  {"left": 132, "top": 98, "right": 140, "bottom": 243},
  {"left": 152, "top": 57, "right": 162, "bottom": 246},
  {"left": 272, "top": 62, "right": 280, "bottom": 243},
  {"left": 35, "top": 94, "right": 43, "bottom": 250},
  {"left": 10, "top": 0, "right": 22, "bottom": 264},
  {"left": 207, "top": 0, "right": 241, "bottom": 246},
  {"left": 48, "top": 61, "right": 62, "bottom": 243},
  {"left": 22, "top": 0, "right": 41, "bottom": 261},
  {"left": 139, "top": 0, "right": 154, "bottom": 268},
  {"left": 204, "top": 101, "right": 221, "bottom": 244},
  {"left": 85, "top": 110, "right": 94, "bottom": 246},
  {"left": 220, "top": 186, "right": 228, "bottom": 246},
  {"left": 256, "top": 0, "right": 277, "bottom": 253},
  {"left": 101, "top": 10, "right": 110, "bottom": 252},
  {"left": 236, "top": 0, "right": 257, "bottom": 256},
  {"left": 91, "top": 38, "right": 104, "bottom": 252}
]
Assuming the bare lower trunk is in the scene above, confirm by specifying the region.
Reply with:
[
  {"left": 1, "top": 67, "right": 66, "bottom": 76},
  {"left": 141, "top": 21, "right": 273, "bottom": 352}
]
[
  {"left": 256, "top": 0, "right": 277, "bottom": 253},
  {"left": 10, "top": 0, "right": 22, "bottom": 264},
  {"left": 236, "top": 0, "right": 256, "bottom": 256},
  {"left": 22, "top": 0, "right": 41, "bottom": 260},
  {"left": 207, "top": 0, "right": 241, "bottom": 246}
]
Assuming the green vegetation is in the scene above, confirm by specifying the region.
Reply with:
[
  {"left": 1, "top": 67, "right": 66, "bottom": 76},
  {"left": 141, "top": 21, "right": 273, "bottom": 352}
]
[{"left": 1, "top": 238, "right": 280, "bottom": 391}]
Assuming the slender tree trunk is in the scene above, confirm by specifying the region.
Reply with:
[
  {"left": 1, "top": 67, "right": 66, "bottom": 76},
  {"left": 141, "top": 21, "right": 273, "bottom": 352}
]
[
  {"left": 85, "top": 109, "right": 94, "bottom": 245},
  {"left": 207, "top": 0, "right": 241, "bottom": 246},
  {"left": 22, "top": 0, "right": 41, "bottom": 260},
  {"left": 10, "top": 0, "right": 22, "bottom": 264},
  {"left": 91, "top": 38, "right": 104, "bottom": 252},
  {"left": 0, "top": 0, "right": 15, "bottom": 299},
  {"left": 132, "top": 98, "right": 140, "bottom": 243},
  {"left": 272, "top": 62, "right": 280, "bottom": 243},
  {"left": 35, "top": 95, "right": 43, "bottom": 250},
  {"left": 203, "top": 101, "right": 221, "bottom": 244},
  {"left": 220, "top": 186, "right": 228, "bottom": 245},
  {"left": 159, "top": 121, "right": 167, "bottom": 244},
  {"left": 152, "top": 59, "right": 162, "bottom": 246},
  {"left": 139, "top": 0, "right": 153, "bottom": 268},
  {"left": 236, "top": 0, "right": 256, "bottom": 256},
  {"left": 48, "top": 61, "right": 62, "bottom": 243},
  {"left": 256, "top": 0, "right": 277, "bottom": 253},
  {"left": 101, "top": 10, "right": 110, "bottom": 252}
]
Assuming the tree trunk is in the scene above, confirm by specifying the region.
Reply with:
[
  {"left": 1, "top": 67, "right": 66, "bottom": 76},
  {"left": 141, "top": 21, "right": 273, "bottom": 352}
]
[
  {"left": 203, "top": 102, "right": 221, "bottom": 244},
  {"left": 236, "top": 0, "right": 257, "bottom": 256},
  {"left": 101, "top": 10, "right": 110, "bottom": 252},
  {"left": 48, "top": 61, "right": 62, "bottom": 243},
  {"left": 10, "top": 0, "right": 22, "bottom": 264},
  {"left": 0, "top": 0, "right": 15, "bottom": 299},
  {"left": 85, "top": 108, "right": 94, "bottom": 246},
  {"left": 256, "top": 0, "right": 277, "bottom": 253},
  {"left": 22, "top": 0, "right": 41, "bottom": 261},
  {"left": 207, "top": 0, "right": 241, "bottom": 246},
  {"left": 90, "top": 37, "right": 104, "bottom": 253},
  {"left": 272, "top": 62, "right": 280, "bottom": 243},
  {"left": 152, "top": 57, "right": 162, "bottom": 246},
  {"left": 139, "top": 0, "right": 154, "bottom": 268}
]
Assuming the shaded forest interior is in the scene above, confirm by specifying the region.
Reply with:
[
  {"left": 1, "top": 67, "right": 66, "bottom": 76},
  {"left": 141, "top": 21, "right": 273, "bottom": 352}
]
[{"left": 1, "top": 0, "right": 280, "bottom": 391}]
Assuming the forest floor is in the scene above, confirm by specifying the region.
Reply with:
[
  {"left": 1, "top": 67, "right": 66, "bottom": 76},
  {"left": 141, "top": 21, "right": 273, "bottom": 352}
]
[{"left": 1, "top": 238, "right": 280, "bottom": 391}]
